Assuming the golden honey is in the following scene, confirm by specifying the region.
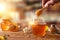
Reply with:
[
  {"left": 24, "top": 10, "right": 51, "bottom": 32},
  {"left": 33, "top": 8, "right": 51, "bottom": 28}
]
[
  {"left": 31, "top": 24, "right": 48, "bottom": 36},
  {"left": 1, "top": 19, "right": 18, "bottom": 32}
]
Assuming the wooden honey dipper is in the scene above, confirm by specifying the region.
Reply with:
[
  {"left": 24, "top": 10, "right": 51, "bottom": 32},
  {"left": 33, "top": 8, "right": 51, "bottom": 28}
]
[{"left": 35, "top": 3, "right": 60, "bottom": 17}]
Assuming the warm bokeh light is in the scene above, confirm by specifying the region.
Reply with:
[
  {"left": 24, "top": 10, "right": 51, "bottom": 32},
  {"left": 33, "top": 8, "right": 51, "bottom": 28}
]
[
  {"left": 0, "top": 19, "right": 3, "bottom": 23},
  {"left": 29, "top": 22, "right": 34, "bottom": 25},
  {"left": 0, "top": 36, "right": 5, "bottom": 40},
  {"left": 10, "top": 11, "right": 19, "bottom": 23},
  {"left": 0, "top": 2, "right": 19, "bottom": 23},
  {"left": 0, "top": 3, "right": 6, "bottom": 13}
]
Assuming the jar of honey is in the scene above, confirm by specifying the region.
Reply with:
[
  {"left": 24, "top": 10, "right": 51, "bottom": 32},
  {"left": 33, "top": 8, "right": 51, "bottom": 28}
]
[
  {"left": 1, "top": 19, "right": 19, "bottom": 32},
  {"left": 31, "top": 18, "right": 48, "bottom": 36},
  {"left": 1, "top": 19, "right": 11, "bottom": 31}
]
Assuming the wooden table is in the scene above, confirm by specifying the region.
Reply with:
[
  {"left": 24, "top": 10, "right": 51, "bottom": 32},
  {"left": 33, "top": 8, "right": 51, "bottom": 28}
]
[{"left": 0, "top": 31, "right": 60, "bottom": 40}]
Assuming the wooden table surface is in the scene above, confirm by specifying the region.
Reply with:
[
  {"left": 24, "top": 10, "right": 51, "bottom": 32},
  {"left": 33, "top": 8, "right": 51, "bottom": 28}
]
[{"left": 0, "top": 31, "right": 60, "bottom": 40}]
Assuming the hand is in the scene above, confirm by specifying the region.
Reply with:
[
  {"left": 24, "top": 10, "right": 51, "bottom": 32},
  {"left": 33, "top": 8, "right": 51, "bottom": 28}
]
[{"left": 42, "top": 0, "right": 60, "bottom": 8}]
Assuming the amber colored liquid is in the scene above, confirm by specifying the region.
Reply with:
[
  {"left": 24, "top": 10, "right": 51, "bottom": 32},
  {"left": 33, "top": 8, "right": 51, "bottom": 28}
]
[
  {"left": 1, "top": 24, "right": 10, "bottom": 31},
  {"left": 31, "top": 24, "right": 48, "bottom": 36},
  {"left": 1, "top": 23, "right": 18, "bottom": 32},
  {"left": 1, "top": 20, "right": 18, "bottom": 32}
]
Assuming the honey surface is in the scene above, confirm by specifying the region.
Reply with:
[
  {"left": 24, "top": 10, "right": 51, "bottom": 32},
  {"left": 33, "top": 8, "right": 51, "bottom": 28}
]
[{"left": 31, "top": 24, "right": 48, "bottom": 36}]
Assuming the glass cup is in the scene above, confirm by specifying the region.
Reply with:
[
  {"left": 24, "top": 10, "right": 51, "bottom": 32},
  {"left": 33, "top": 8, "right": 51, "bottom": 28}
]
[{"left": 31, "top": 18, "right": 48, "bottom": 36}]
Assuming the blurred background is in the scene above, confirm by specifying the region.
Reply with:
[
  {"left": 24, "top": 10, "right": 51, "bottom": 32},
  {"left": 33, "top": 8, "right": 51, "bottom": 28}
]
[
  {"left": 13, "top": 0, "right": 42, "bottom": 23},
  {"left": 11, "top": 0, "right": 42, "bottom": 22},
  {"left": 0, "top": 0, "right": 42, "bottom": 24}
]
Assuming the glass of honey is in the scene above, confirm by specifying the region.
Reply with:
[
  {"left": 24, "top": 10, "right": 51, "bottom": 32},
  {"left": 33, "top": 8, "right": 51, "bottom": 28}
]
[
  {"left": 1, "top": 19, "right": 19, "bottom": 32},
  {"left": 31, "top": 18, "right": 48, "bottom": 36},
  {"left": 1, "top": 19, "right": 11, "bottom": 31}
]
